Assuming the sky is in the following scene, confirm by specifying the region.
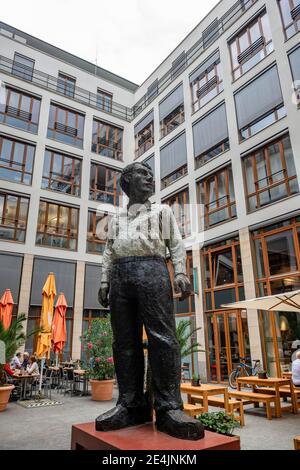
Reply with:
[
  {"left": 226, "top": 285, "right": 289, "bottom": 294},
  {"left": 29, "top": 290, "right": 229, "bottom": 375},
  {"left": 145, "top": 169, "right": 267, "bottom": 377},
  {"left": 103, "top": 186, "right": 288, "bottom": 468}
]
[{"left": 1, "top": 0, "right": 220, "bottom": 85}]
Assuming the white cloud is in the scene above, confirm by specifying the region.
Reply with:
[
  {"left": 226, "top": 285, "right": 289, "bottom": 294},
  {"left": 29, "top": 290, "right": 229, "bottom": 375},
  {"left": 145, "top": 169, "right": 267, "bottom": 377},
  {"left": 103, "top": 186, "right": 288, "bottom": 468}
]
[{"left": 1, "top": 0, "right": 219, "bottom": 84}]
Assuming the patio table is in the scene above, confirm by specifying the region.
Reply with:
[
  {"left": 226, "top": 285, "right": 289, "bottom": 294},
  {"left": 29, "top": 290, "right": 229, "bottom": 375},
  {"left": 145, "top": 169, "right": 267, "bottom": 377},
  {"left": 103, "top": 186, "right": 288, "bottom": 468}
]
[
  {"left": 12, "top": 373, "right": 40, "bottom": 400},
  {"left": 236, "top": 376, "right": 294, "bottom": 417},
  {"left": 180, "top": 383, "right": 229, "bottom": 413},
  {"left": 74, "top": 369, "right": 88, "bottom": 396}
]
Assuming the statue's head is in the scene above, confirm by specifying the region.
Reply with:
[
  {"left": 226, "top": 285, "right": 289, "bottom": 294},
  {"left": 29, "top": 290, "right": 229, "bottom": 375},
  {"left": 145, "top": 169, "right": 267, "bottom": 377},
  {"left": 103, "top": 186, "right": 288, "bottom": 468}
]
[{"left": 120, "top": 162, "right": 154, "bottom": 202}]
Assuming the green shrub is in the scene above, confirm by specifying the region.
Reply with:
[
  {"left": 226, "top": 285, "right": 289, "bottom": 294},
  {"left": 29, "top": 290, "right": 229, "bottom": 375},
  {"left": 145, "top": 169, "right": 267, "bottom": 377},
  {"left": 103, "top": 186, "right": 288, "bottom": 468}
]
[{"left": 197, "top": 411, "right": 240, "bottom": 436}]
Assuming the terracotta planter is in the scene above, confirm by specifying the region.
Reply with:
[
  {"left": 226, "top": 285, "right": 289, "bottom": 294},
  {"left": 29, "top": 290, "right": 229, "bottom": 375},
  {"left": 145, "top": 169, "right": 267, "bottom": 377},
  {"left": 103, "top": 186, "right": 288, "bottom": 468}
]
[
  {"left": 0, "top": 384, "right": 15, "bottom": 412},
  {"left": 90, "top": 379, "right": 114, "bottom": 401}
]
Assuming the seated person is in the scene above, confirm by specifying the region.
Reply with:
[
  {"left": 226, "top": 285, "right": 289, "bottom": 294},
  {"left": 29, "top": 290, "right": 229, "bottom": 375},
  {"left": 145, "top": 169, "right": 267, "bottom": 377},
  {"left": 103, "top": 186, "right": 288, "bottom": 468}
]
[
  {"left": 27, "top": 355, "right": 39, "bottom": 376},
  {"left": 11, "top": 352, "right": 22, "bottom": 370},
  {"left": 21, "top": 352, "right": 30, "bottom": 370},
  {"left": 292, "top": 351, "right": 300, "bottom": 387},
  {"left": 4, "top": 362, "right": 15, "bottom": 377}
]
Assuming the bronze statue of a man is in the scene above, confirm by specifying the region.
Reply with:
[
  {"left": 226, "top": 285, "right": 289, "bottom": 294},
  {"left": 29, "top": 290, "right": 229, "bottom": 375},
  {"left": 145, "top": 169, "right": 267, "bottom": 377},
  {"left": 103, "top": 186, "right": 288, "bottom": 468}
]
[{"left": 97, "top": 162, "right": 204, "bottom": 440}]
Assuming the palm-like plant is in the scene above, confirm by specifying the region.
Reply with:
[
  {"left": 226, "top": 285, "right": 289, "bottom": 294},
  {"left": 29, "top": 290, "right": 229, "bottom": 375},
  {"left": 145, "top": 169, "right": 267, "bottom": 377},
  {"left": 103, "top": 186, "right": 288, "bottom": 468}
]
[
  {"left": 0, "top": 313, "right": 28, "bottom": 385},
  {"left": 176, "top": 319, "right": 204, "bottom": 359}
]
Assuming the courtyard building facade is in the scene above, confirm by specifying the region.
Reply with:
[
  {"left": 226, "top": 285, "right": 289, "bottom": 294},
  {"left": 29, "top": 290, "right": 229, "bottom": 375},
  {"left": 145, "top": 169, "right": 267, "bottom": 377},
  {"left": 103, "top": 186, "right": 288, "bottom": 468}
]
[{"left": 0, "top": 0, "right": 300, "bottom": 381}]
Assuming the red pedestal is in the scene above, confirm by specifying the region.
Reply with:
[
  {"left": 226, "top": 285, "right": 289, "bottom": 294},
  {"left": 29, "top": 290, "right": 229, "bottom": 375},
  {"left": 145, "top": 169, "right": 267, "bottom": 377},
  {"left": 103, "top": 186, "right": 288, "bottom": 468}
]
[{"left": 71, "top": 422, "right": 240, "bottom": 450}]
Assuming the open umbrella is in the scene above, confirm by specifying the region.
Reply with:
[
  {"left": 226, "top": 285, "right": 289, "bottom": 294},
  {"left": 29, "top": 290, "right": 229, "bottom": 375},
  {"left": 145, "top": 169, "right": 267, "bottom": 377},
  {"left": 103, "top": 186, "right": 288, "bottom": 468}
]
[
  {"left": 0, "top": 289, "right": 14, "bottom": 330},
  {"left": 52, "top": 292, "right": 67, "bottom": 365},
  {"left": 36, "top": 273, "right": 56, "bottom": 392},
  {"left": 222, "top": 289, "right": 300, "bottom": 313}
]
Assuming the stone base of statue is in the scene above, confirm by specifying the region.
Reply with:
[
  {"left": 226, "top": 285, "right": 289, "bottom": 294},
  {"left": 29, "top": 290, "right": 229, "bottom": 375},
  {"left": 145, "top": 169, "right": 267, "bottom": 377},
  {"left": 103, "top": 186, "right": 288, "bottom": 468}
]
[{"left": 71, "top": 422, "right": 240, "bottom": 450}]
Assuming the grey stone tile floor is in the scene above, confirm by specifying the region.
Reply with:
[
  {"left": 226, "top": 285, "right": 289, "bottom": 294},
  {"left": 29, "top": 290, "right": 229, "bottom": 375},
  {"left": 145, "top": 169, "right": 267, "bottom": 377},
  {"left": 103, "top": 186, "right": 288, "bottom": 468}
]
[{"left": 0, "top": 387, "right": 299, "bottom": 450}]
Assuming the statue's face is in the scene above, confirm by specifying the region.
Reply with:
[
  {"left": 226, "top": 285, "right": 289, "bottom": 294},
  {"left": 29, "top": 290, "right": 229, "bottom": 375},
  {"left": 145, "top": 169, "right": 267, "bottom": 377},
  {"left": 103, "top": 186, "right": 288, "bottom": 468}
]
[{"left": 129, "top": 164, "right": 154, "bottom": 201}]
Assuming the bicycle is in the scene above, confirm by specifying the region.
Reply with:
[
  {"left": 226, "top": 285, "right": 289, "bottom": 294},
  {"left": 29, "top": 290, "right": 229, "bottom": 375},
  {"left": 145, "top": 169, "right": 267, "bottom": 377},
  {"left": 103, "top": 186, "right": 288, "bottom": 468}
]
[{"left": 228, "top": 357, "right": 262, "bottom": 389}]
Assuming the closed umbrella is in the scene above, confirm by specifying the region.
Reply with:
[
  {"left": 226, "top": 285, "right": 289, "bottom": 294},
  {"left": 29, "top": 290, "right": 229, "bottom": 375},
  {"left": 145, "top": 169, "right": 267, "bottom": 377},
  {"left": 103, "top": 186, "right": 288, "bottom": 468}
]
[
  {"left": 36, "top": 273, "right": 56, "bottom": 393},
  {"left": 52, "top": 293, "right": 67, "bottom": 364},
  {"left": 0, "top": 289, "right": 14, "bottom": 330}
]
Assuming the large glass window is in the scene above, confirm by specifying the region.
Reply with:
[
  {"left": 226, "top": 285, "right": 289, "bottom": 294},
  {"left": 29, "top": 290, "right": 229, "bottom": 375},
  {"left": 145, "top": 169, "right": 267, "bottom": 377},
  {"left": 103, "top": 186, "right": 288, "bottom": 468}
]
[
  {"left": 253, "top": 218, "right": 300, "bottom": 376},
  {"left": 87, "top": 211, "right": 109, "bottom": 254},
  {"left": 190, "top": 51, "right": 223, "bottom": 114},
  {"left": 89, "top": 163, "right": 122, "bottom": 206},
  {"left": 235, "top": 66, "right": 285, "bottom": 141},
  {"left": 134, "top": 112, "right": 154, "bottom": 158},
  {"left": 57, "top": 73, "right": 76, "bottom": 98},
  {"left": 47, "top": 103, "right": 84, "bottom": 148},
  {"left": 0, "top": 136, "right": 35, "bottom": 185},
  {"left": 0, "top": 87, "right": 40, "bottom": 134},
  {"left": 36, "top": 201, "right": 79, "bottom": 250},
  {"left": 278, "top": 0, "right": 300, "bottom": 39},
  {"left": 289, "top": 46, "right": 300, "bottom": 107},
  {"left": 163, "top": 187, "right": 190, "bottom": 238},
  {"left": 229, "top": 11, "right": 273, "bottom": 81},
  {"left": 159, "top": 85, "right": 184, "bottom": 138},
  {"left": 91, "top": 119, "right": 123, "bottom": 161},
  {"left": 42, "top": 150, "right": 81, "bottom": 196},
  {"left": 12, "top": 53, "right": 35, "bottom": 81},
  {"left": 0, "top": 192, "right": 29, "bottom": 242},
  {"left": 193, "top": 103, "right": 229, "bottom": 169},
  {"left": 97, "top": 89, "right": 113, "bottom": 113},
  {"left": 243, "top": 134, "right": 298, "bottom": 211},
  {"left": 199, "top": 166, "right": 236, "bottom": 229}
]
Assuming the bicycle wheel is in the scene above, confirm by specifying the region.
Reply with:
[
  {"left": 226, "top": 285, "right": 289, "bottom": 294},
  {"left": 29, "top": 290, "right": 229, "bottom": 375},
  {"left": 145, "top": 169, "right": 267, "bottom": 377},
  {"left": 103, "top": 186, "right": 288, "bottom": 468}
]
[{"left": 229, "top": 368, "right": 240, "bottom": 389}]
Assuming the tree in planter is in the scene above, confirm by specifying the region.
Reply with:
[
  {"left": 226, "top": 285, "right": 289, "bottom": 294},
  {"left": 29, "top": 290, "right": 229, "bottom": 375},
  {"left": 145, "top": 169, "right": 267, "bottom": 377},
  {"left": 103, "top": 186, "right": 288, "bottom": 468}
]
[
  {"left": 0, "top": 313, "right": 27, "bottom": 386},
  {"left": 81, "top": 317, "right": 115, "bottom": 400},
  {"left": 198, "top": 411, "right": 240, "bottom": 436}
]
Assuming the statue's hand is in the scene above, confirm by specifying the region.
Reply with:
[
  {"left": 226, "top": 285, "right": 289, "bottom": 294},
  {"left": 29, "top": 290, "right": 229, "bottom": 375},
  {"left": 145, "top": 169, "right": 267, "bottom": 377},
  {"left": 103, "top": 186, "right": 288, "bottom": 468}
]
[
  {"left": 98, "top": 282, "right": 110, "bottom": 308},
  {"left": 174, "top": 274, "right": 192, "bottom": 300}
]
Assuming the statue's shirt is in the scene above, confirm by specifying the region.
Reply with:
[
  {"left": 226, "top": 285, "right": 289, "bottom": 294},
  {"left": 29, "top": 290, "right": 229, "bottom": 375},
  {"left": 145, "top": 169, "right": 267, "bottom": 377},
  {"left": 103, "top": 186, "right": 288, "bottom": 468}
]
[{"left": 101, "top": 201, "right": 187, "bottom": 283}]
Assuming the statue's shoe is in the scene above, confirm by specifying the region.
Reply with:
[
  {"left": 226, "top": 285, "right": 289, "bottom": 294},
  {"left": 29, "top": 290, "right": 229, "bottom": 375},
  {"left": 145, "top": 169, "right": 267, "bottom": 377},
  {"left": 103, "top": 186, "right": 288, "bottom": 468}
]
[
  {"left": 155, "top": 409, "right": 205, "bottom": 441},
  {"left": 95, "top": 404, "right": 152, "bottom": 431}
]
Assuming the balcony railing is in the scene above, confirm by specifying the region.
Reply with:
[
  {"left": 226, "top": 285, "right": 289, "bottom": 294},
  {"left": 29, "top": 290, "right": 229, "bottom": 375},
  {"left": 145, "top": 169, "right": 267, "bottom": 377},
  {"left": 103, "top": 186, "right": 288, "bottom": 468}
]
[{"left": 0, "top": 55, "right": 133, "bottom": 122}]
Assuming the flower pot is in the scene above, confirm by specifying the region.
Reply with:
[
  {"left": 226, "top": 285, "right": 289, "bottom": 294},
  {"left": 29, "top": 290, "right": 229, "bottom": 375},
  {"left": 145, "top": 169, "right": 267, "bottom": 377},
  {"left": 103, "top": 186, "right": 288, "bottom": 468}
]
[
  {"left": 192, "top": 379, "right": 200, "bottom": 387},
  {"left": 0, "top": 385, "right": 15, "bottom": 412},
  {"left": 89, "top": 379, "right": 114, "bottom": 401},
  {"left": 258, "top": 372, "right": 267, "bottom": 379}
]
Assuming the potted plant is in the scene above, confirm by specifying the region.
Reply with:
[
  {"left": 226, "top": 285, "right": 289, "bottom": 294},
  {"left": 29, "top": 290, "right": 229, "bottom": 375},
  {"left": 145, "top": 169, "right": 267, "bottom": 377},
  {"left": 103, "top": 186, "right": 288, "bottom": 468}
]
[
  {"left": 257, "top": 369, "right": 268, "bottom": 379},
  {"left": 198, "top": 411, "right": 240, "bottom": 437},
  {"left": 0, "top": 313, "right": 28, "bottom": 411},
  {"left": 191, "top": 374, "right": 201, "bottom": 386},
  {"left": 81, "top": 317, "right": 115, "bottom": 401}
]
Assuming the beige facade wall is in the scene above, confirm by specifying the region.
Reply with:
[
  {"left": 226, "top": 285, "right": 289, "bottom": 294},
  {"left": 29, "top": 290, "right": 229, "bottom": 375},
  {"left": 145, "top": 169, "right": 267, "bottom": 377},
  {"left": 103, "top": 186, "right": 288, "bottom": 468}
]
[
  {"left": 71, "top": 261, "right": 85, "bottom": 360},
  {"left": 18, "top": 254, "right": 34, "bottom": 353}
]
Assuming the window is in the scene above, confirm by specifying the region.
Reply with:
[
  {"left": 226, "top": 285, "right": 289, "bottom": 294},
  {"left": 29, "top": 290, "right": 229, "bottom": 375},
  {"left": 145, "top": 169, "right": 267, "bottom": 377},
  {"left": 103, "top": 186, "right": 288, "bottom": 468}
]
[
  {"left": 36, "top": 201, "right": 79, "bottom": 250},
  {"left": 0, "top": 192, "right": 29, "bottom": 242},
  {"left": 289, "top": 46, "right": 300, "bottom": 107},
  {"left": 12, "top": 53, "right": 34, "bottom": 81},
  {"left": 163, "top": 188, "right": 190, "bottom": 238},
  {"left": 203, "top": 18, "right": 219, "bottom": 49},
  {"left": 0, "top": 253, "right": 23, "bottom": 315},
  {"left": 87, "top": 211, "right": 109, "bottom": 254},
  {"left": 243, "top": 134, "right": 299, "bottom": 211},
  {"left": 193, "top": 103, "right": 229, "bottom": 169},
  {"left": 143, "top": 154, "right": 155, "bottom": 193},
  {"left": 229, "top": 11, "right": 273, "bottom": 81},
  {"left": 0, "top": 136, "right": 35, "bottom": 185},
  {"left": 42, "top": 150, "right": 81, "bottom": 197},
  {"left": 57, "top": 73, "right": 76, "bottom": 98},
  {"left": 91, "top": 119, "right": 123, "bottom": 161},
  {"left": 0, "top": 87, "right": 40, "bottom": 133},
  {"left": 159, "top": 85, "right": 184, "bottom": 138},
  {"left": 47, "top": 103, "right": 84, "bottom": 148},
  {"left": 97, "top": 89, "right": 112, "bottom": 113},
  {"left": 235, "top": 66, "right": 285, "bottom": 141},
  {"left": 190, "top": 50, "right": 223, "bottom": 113},
  {"left": 198, "top": 166, "right": 236, "bottom": 229},
  {"left": 147, "top": 80, "right": 159, "bottom": 102},
  {"left": 278, "top": 0, "right": 300, "bottom": 39},
  {"left": 171, "top": 52, "right": 186, "bottom": 79},
  {"left": 134, "top": 111, "right": 154, "bottom": 158},
  {"left": 89, "top": 163, "right": 122, "bottom": 206},
  {"left": 160, "top": 132, "right": 188, "bottom": 189}
]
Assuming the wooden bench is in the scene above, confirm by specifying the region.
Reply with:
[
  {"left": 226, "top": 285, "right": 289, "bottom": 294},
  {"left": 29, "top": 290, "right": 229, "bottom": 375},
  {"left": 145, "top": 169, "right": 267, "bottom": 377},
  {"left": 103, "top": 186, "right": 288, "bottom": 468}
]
[
  {"left": 228, "top": 390, "right": 276, "bottom": 420},
  {"left": 183, "top": 403, "right": 204, "bottom": 418},
  {"left": 294, "top": 436, "right": 300, "bottom": 450},
  {"left": 251, "top": 385, "right": 300, "bottom": 413},
  {"left": 189, "top": 395, "right": 245, "bottom": 427}
]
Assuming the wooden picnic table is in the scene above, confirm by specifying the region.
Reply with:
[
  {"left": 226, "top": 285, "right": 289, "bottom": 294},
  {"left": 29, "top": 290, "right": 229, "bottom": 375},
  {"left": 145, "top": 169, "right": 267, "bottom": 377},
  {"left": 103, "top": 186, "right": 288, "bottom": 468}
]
[
  {"left": 180, "top": 383, "right": 229, "bottom": 413},
  {"left": 236, "top": 376, "right": 293, "bottom": 418}
]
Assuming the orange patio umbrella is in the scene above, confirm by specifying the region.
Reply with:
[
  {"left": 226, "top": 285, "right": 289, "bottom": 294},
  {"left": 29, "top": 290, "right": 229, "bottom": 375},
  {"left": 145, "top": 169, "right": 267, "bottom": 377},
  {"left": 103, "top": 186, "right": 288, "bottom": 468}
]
[
  {"left": 0, "top": 289, "right": 14, "bottom": 331},
  {"left": 52, "top": 293, "right": 67, "bottom": 355},
  {"left": 36, "top": 272, "right": 57, "bottom": 360}
]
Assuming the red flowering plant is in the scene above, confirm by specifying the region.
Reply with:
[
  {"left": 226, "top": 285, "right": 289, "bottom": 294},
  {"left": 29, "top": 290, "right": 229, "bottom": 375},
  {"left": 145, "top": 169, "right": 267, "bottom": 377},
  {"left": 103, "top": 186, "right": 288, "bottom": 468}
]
[{"left": 80, "top": 317, "right": 114, "bottom": 380}]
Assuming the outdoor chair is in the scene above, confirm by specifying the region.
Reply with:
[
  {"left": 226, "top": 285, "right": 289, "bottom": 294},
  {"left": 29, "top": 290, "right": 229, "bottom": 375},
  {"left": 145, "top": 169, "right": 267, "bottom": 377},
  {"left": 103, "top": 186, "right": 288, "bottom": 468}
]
[
  {"left": 41, "top": 369, "right": 53, "bottom": 399},
  {"left": 64, "top": 368, "right": 75, "bottom": 397}
]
